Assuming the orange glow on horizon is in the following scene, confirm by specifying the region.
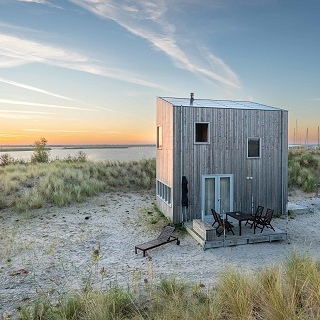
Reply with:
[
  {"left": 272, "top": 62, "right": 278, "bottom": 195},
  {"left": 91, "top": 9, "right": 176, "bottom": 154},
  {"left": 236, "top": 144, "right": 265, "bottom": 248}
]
[
  {"left": 0, "top": 132, "right": 156, "bottom": 146},
  {"left": 288, "top": 123, "right": 320, "bottom": 145}
]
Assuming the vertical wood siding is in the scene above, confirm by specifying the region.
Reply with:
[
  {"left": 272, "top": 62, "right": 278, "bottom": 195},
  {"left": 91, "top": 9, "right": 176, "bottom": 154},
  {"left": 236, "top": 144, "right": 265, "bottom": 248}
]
[
  {"left": 170, "top": 105, "right": 288, "bottom": 222},
  {"left": 156, "top": 98, "right": 175, "bottom": 222}
]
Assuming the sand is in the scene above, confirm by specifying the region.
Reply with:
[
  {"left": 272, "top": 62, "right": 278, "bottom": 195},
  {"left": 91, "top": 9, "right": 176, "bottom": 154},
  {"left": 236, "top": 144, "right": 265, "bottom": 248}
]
[{"left": 1, "top": 190, "right": 320, "bottom": 317}]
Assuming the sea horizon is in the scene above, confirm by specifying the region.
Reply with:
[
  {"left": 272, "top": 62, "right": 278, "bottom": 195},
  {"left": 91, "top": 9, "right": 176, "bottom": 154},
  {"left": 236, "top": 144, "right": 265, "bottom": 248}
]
[
  {"left": 0, "top": 143, "right": 156, "bottom": 152},
  {"left": 0, "top": 144, "right": 156, "bottom": 162}
]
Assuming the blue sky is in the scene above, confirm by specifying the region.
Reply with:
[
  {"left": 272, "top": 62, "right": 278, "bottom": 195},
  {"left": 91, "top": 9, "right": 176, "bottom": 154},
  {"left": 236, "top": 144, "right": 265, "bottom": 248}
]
[{"left": 0, "top": 0, "right": 319, "bottom": 144}]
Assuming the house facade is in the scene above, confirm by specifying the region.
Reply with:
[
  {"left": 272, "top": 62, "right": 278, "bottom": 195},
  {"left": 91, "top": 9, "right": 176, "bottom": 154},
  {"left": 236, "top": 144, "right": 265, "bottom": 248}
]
[{"left": 156, "top": 95, "right": 288, "bottom": 225}]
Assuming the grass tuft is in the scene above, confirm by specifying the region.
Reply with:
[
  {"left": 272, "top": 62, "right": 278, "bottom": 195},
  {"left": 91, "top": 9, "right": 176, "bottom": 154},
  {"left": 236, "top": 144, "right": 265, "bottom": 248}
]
[{"left": 18, "top": 252, "right": 320, "bottom": 319}]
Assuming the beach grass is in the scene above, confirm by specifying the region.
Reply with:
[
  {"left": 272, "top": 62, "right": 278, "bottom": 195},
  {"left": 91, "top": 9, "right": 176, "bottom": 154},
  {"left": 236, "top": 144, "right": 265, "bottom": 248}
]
[
  {"left": 0, "top": 156, "right": 156, "bottom": 212},
  {"left": 288, "top": 148, "right": 320, "bottom": 193},
  {"left": 17, "top": 252, "right": 320, "bottom": 319}
]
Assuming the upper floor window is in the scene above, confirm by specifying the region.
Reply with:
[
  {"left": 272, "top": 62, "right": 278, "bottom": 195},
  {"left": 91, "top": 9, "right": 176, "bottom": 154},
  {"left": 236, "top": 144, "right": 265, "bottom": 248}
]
[
  {"left": 157, "top": 126, "right": 163, "bottom": 149},
  {"left": 247, "top": 138, "right": 261, "bottom": 158},
  {"left": 195, "top": 122, "right": 210, "bottom": 144}
]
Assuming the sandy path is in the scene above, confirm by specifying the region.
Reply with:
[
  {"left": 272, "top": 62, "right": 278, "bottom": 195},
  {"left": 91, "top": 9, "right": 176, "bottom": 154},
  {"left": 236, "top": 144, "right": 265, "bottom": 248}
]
[{"left": 1, "top": 191, "right": 320, "bottom": 317}]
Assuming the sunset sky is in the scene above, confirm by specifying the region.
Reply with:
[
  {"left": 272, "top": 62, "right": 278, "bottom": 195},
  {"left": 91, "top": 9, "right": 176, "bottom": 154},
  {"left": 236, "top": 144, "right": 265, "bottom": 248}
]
[{"left": 0, "top": 0, "right": 319, "bottom": 145}]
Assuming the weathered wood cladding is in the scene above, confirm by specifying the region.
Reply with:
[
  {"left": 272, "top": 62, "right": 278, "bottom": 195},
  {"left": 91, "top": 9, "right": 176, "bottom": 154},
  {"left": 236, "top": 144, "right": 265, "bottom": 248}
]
[
  {"left": 172, "top": 106, "right": 288, "bottom": 222},
  {"left": 156, "top": 98, "right": 175, "bottom": 222}
]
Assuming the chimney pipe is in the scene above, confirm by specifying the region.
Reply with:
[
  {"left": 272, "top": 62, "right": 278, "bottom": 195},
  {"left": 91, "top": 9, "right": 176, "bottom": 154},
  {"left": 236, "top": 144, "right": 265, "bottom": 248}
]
[{"left": 190, "top": 92, "right": 194, "bottom": 104}]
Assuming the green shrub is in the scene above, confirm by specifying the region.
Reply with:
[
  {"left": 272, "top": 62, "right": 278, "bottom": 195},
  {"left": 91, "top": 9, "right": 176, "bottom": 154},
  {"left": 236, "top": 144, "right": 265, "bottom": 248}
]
[
  {"left": 0, "top": 153, "right": 14, "bottom": 166},
  {"left": 56, "top": 151, "right": 88, "bottom": 163},
  {"left": 31, "top": 137, "right": 50, "bottom": 163}
]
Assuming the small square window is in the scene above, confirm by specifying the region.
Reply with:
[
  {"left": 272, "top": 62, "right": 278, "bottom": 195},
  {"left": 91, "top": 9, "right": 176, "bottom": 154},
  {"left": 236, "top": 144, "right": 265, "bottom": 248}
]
[
  {"left": 195, "top": 123, "right": 209, "bottom": 143},
  {"left": 247, "top": 138, "right": 261, "bottom": 158},
  {"left": 157, "top": 126, "right": 162, "bottom": 149}
]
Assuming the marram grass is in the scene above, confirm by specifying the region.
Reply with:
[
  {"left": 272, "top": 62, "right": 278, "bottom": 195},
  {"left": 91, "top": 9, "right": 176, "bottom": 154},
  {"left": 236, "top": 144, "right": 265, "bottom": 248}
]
[
  {"left": 288, "top": 148, "right": 320, "bottom": 192},
  {"left": 18, "top": 253, "right": 320, "bottom": 320},
  {"left": 0, "top": 158, "right": 156, "bottom": 212}
]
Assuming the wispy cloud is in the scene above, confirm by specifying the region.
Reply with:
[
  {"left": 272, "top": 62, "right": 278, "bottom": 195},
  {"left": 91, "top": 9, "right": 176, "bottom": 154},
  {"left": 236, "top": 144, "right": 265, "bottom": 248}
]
[
  {"left": 0, "top": 108, "right": 58, "bottom": 121},
  {"left": 0, "top": 98, "right": 94, "bottom": 111},
  {"left": 0, "top": 77, "right": 117, "bottom": 112},
  {"left": 0, "top": 109, "right": 57, "bottom": 114},
  {"left": 24, "top": 128, "right": 92, "bottom": 133},
  {"left": 0, "top": 132, "right": 29, "bottom": 139},
  {"left": 69, "top": 0, "right": 240, "bottom": 89},
  {"left": 0, "top": 33, "right": 169, "bottom": 90},
  {"left": 0, "top": 77, "right": 80, "bottom": 102},
  {"left": 17, "top": 0, "right": 63, "bottom": 9}
]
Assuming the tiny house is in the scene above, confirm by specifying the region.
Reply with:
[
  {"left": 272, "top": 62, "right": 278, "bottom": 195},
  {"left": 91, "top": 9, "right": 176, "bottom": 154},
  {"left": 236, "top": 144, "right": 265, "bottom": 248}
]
[{"left": 156, "top": 94, "right": 288, "bottom": 225}]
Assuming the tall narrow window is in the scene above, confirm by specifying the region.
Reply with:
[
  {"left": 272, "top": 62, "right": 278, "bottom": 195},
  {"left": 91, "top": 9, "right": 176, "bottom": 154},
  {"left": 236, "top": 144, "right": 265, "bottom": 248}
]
[
  {"left": 247, "top": 138, "right": 261, "bottom": 158},
  {"left": 195, "top": 122, "right": 209, "bottom": 143},
  {"left": 157, "top": 126, "right": 163, "bottom": 149}
]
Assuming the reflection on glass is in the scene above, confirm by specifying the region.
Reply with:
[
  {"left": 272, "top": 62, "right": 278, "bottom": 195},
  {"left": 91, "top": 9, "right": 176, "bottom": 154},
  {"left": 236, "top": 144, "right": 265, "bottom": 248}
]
[
  {"left": 204, "top": 178, "right": 215, "bottom": 216},
  {"left": 220, "top": 177, "right": 231, "bottom": 213}
]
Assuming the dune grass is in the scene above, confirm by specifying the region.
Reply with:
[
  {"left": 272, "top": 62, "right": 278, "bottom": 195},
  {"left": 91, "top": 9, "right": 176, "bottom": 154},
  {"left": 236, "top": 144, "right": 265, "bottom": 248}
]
[
  {"left": 0, "top": 156, "right": 156, "bottom": 212},
  {"left": 17, "top": 252, "right": 320, "bottom": 319},
  {"left": 288, "top": 148, "right": 320, "bottom": 193}
]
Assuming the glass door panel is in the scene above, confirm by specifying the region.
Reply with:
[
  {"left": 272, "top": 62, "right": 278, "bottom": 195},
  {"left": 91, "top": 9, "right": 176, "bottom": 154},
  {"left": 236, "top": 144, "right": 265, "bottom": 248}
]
[
  {"left": 220, "top": 177, "right": 231, "bottom": 213},
  {"left": 204, "top": 178, "right": 215, "bottom": 217},
  {"left": 202, "top": 174, "right": 233, "bottom": 221}
]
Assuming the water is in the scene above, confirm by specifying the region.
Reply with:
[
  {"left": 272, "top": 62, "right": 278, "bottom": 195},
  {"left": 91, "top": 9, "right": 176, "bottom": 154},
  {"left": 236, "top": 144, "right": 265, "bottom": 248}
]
[{"left": 0, "top": 146, "right": 156, "bottom": 163}]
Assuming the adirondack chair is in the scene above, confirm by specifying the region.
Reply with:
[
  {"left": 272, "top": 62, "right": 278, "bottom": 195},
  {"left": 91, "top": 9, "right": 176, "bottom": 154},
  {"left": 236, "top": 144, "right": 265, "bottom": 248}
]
[
  {"left": 245, "top": 205, "right": 264, "bottom": 228},
  {"left": 135, "top": 225, "right": 180, "bottom": 257},
  {"left": 212, "top": 209, "right": 235, "bottom": 237},
  {"left": 254, "top": 208, "right": 275, "bottom": 233},
  {"left": 211, "top": 208, "right": 219, "bottom": 227}
]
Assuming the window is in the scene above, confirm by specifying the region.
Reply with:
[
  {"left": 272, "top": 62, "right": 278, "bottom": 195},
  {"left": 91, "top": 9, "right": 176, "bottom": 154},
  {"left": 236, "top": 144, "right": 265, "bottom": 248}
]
[
  {"left": 156, "top": 180, "right": 171, "bottom": 205},
  {"left": 247, "top": 138, "right": 261, "bottom": 158},
  {"left": 157, "top": 126, "right": 163, "bottom": 149},
  {"left": 195, "top": 122, "right": 209, "bottom": 143}
]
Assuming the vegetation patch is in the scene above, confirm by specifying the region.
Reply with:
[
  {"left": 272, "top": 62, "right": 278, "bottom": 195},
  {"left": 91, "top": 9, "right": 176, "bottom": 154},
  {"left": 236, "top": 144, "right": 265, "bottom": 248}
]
[
  {"left": 16, "top": 252, "right": 320, "bottom": 320},
  {"left": 288, "top": 148, "right": 320, "bottom": 192},
  {"left": 0, "top": 157, "right": 156, "bottom": 212},
  {"left": 137, "top": 202, "right": 171, "bottom": 232}
]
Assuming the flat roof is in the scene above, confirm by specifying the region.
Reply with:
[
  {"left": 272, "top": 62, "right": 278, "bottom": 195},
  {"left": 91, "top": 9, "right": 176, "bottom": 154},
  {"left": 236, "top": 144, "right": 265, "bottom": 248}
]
[{"left": 160, "top": 97, "right": 285, "bottom": 111}]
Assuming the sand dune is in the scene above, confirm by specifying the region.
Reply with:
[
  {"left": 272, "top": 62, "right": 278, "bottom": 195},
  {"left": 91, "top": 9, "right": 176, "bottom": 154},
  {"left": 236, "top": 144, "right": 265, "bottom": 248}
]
[{"left": 1, "top": 190, "right": 320, "bottom": 317}]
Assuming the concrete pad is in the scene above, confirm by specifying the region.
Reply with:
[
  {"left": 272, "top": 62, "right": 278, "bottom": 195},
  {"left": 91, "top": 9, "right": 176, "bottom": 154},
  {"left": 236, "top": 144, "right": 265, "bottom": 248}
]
[{"left": 287, "top": 202, "right": 310, "bottom": 215}]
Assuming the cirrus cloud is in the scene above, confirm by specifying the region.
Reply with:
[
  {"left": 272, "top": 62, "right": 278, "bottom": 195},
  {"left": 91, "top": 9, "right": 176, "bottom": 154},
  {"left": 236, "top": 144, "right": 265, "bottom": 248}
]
[{"left": 68, "top": 0, "right": 241, "bottom": 89}]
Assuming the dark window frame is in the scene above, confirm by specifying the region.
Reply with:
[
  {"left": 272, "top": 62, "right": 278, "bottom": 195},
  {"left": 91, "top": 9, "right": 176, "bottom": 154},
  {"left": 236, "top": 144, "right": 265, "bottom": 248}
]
[
  {"left": 194, "top": 122, "right": 210, "bottom": 144},
  {"left": 247, "top": 137, "right": 261, "bottom": 158}
]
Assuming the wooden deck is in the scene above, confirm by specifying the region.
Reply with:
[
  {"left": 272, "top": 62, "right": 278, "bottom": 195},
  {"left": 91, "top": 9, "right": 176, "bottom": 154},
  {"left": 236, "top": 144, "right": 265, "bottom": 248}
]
[{"left": 185, "top": 217, "right": 287, "bottom": 250}]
